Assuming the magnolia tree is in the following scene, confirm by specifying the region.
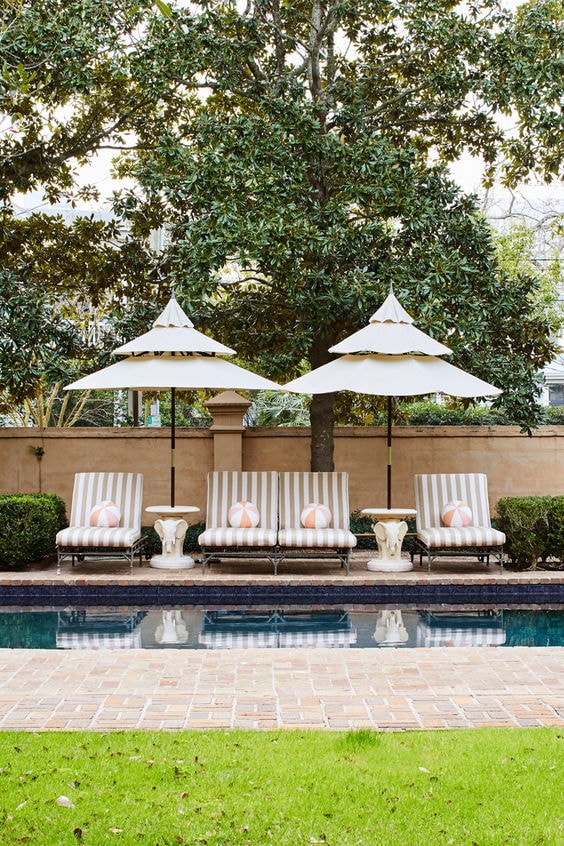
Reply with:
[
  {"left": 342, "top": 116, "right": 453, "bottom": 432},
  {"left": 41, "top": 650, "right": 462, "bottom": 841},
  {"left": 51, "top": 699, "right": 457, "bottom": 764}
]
[
  {"left": 1, "top": 0, "right": 161, "bottom": 419},
  {"left": 1, "top": 1, "right": 563, "bottom": 463},
  {"left": 112, "top": 0, "right": 563, "bottom": 466}
]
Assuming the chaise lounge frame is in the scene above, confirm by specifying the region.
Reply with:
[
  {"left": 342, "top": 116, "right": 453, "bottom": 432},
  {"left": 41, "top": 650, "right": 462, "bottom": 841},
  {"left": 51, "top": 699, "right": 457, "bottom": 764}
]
[
  {"left": 56, "top": 472, "right": 148, "bottom": 575},
  {"left": 198, "top": 470, "right": 357, "bottom": 574},
  {"left": 277, "top": 472, "right": 357, "bottom": 574},
  {"left": 413, "top": 472, "right": 505, "bottom": 573},
  {"left": 199, "top": 471, "right": 280, "bottom": 573}
]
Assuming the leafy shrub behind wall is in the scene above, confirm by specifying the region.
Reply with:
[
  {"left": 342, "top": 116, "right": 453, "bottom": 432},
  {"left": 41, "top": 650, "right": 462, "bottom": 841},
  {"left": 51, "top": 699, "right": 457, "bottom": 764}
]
[
  {"left": 545, "top": 406, "right": 564, "bottom": 425},
  {"left": 382, "top": 400, "right": 564, "bottom": 427},
  {"left": 0, "top": 494, "right": 67, "bottom": 569},
  {"left": 403, "top": 401, "right": 509, "bottom": 427}
]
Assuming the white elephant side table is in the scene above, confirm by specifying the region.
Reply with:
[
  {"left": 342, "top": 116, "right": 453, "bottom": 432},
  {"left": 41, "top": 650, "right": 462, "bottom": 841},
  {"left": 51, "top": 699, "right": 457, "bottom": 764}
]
[
  {"left": 361, "top": 508, "right": 417, "bottom": 572},
  {"left": 145, "top": 505, "right": 200, "bottom": 570}
]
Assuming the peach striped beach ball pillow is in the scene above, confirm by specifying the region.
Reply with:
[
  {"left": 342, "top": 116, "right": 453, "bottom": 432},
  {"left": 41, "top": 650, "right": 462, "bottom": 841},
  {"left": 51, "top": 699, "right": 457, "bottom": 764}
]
[
  {"left": 441, "top": 500, "right": 472, "bottom": 528},
  {"left": 301, "top": 503, "right": 332, "bottom": 529},
  {"left": 89, "top": 500, "right": 121, "bottom": 528},
  {"left": 228, "top": 501, "right": 260, "bottom": 528}
]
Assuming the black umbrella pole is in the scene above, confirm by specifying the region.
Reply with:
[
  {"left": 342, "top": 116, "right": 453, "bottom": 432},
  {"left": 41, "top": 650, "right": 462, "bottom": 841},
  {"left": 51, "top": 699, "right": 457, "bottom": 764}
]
[
  {"left": 171, "top": 387, "right": 176, "bottom": 508},
  {"left": 387, "top": 396, "right": 392, "bottom": 510}
]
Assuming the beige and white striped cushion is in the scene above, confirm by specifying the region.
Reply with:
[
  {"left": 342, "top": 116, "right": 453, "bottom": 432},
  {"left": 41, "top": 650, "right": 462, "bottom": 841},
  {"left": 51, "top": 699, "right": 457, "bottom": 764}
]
[
  {"left": 197, "top": 527, "right": 278, "bottom": 548},
  {"left": 415, "top": 473, "right": 492, "bottom": 529},
  {"left": 56, "top": 472, "right": 144, "bottom": 548},
  {"left": 277, "top": 527, "right": 357, "bottom": 549},
  {"left": 278, "top": 629, "right": 357, "bottom": 648},
  {"left": 278, "top": 472, "right": 357, "bottom": 549},
  {"left": 56, "top": 526, "right": 141, "bottom": 548},
  {"left": 417, "top": 526, "right": 505, "bottom": 548},
  {"left": 199, "top": 631, "right": 278, "bottom": 649},
  {"left": 198, "top": 471, "right": 278, "bottom": 548},
  {"left": 414, "top": 473, "right": 505, "bottom": 548},
  {"left": 69, "top": 472, "right": 143, "bottom": 530}
]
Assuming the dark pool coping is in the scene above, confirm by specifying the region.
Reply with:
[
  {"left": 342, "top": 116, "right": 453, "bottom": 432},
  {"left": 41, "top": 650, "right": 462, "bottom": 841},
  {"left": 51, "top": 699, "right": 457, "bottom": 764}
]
[
  {"left": 1, "top": 578, "right": 563, "bottom": 607},
  {"left": 1, "top": 551, "right": 563, "bottom": 607}
]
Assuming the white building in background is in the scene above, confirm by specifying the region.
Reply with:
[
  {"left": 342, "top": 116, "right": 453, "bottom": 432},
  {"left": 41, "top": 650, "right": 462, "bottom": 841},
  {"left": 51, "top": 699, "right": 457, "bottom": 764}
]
[
  {"left": 12, "top": 201, "right": 115, "bottom": 224},
  {"left": 479, "top": 183, "right": 564, "bottom": 407},
  {"left": 542, "top": 356, "right": 564, "bottom": 407}
]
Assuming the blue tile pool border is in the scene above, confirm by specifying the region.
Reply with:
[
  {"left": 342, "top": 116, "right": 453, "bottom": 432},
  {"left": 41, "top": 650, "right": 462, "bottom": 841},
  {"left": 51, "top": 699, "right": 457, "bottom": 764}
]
[{"left": 1, "top": 582, "right": 563, "bottom": 607}]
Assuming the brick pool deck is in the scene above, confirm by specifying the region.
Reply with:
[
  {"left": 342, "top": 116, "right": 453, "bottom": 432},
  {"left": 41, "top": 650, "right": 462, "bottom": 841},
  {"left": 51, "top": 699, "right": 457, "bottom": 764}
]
[{"left": 0, "top": 552, "right": 562, "bottom": 732}]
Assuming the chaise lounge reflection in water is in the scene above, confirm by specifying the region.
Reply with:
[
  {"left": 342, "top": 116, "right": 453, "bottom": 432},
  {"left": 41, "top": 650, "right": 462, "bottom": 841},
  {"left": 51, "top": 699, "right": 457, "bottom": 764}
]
[{"left": 198, "top": 609, "right": 357, "bottom": 648}]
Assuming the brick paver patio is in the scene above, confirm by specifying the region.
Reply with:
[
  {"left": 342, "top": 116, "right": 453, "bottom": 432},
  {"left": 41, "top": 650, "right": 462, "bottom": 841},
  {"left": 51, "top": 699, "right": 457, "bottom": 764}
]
[
  {"left": 0, "top": 646, "right": 561, "bottom": 731},
  {"left": 0, "top": 552, "right": 562, "bottom": 731}
]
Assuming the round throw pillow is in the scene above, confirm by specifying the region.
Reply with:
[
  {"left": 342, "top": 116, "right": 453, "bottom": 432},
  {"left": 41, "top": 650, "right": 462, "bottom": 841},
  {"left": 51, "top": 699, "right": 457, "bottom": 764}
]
[
  {"left": 228, "top": 500, "right": 260, "bottom": 528},
  {"left": 441, "top": 500, "right": 472, "bottom": 528},
  {"left": 90, "top": 500, "right": 121, "bottom": 528},
  {"left": 301, "top": 503, "right": 332, "bottom": 529}
]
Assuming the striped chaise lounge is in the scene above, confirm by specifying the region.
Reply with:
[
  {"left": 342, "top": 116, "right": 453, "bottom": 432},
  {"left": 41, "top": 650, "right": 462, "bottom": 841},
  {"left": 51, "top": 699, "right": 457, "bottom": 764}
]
[
  {"left": 413, "top": 473, "right": 505, "bottom": 572},
  {"left": 56, "top": 472, "right": 147, "bottom": 574},
  {"left": 277, "top": 472, "right": 357, "bottom": 574},
  {"left": 198, "top": 471, "right": 279, "bottom": 572}
]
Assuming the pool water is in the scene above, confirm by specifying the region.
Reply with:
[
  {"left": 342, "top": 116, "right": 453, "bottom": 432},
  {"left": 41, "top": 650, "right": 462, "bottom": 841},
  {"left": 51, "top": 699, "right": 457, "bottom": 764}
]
[{"left": 0, "top": 606, "right": 562, "bottom": 650}]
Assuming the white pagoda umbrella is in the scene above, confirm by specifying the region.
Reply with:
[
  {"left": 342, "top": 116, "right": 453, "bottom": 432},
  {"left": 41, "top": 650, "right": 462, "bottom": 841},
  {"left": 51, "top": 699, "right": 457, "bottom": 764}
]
[
  {"left": 66, "top": 294, "right": 281, "bottom": 506},
  {"left": 283, "top": 287, "right": 502, "bottom": 509}
]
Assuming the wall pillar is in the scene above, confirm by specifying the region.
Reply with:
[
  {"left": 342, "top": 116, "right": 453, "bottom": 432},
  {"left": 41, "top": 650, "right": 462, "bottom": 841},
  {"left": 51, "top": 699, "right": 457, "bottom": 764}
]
[{"left": 204, "top": 391, "right": 252, "bottom": 471}]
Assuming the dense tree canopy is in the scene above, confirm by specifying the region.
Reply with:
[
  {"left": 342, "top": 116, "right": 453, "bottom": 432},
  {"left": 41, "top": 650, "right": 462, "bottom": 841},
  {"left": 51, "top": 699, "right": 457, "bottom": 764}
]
[
  {"left": 0, "top": 0, "right": 154, "bottom": 203},
  {"left": 1, "top": 1, "right": 563, "bottom": 464}
]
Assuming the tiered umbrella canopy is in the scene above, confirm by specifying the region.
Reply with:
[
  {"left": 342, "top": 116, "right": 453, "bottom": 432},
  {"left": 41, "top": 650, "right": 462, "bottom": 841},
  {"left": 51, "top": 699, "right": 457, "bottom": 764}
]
[
  {"left": 284, "top": 287, "right": 502, "bottom": 508},
  {"left": 66, "top": 294, "right": 281, "bottom": 506}
]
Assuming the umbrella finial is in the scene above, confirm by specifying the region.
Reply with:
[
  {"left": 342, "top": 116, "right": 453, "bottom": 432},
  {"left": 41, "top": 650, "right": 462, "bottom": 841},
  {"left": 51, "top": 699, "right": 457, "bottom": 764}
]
[
  {"left": 370, "top": 288, "right": 414, "bottom": 325},
  {"left": 154, "top": 295, "right": 195, "bottom": 329}
]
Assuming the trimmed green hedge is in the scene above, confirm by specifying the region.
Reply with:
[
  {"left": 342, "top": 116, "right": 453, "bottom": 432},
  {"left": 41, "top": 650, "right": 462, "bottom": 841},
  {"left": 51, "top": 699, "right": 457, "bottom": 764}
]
[
  {"left": 497, "top": 495, "right": 564, "bottom": 570},
  {"left": 0, "top": 493, "right": 68, "bottom": 569}
]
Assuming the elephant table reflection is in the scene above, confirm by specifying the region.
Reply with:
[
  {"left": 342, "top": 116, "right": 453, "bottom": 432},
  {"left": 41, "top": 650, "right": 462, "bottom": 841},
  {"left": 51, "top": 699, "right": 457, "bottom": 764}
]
[
  {"left": 145, "top": 505, "right": 200, "bottom": 570},
  {"left": 361, "top": 507, "right": 417, "bottom": 572}
]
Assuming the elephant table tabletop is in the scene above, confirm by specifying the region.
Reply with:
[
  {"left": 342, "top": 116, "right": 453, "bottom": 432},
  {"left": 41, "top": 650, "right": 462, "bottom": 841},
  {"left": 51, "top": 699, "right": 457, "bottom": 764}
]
[
  {"left": 145, "top": 505, "right": 201, "bottom": 570},
  {"left": 361, "top": 507, "right": 417, "bottom": 573}
]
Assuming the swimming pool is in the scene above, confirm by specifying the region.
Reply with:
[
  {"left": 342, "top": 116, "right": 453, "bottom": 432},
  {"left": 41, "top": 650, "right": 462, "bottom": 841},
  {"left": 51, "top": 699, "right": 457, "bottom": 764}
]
[{"left": 1, "top": 605, "right": 562, "bottom": 649}]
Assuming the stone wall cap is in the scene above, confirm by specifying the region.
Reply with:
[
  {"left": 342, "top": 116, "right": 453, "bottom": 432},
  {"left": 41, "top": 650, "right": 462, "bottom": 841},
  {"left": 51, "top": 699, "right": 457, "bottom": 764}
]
[{"left": 204, "top": 390, "right": 252, "bottom": 408}]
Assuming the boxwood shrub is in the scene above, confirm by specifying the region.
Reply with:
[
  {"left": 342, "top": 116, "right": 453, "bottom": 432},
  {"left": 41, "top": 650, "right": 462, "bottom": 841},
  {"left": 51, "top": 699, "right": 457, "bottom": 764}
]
[
  {"left": 496, "top": 495, "right": 564, "bottom": 570},
  {"left": 546, "top": 495, "right": 564, "bottom": 564},
  {"left": 0, "top": 493, "right": 67, "bottom": 569}
]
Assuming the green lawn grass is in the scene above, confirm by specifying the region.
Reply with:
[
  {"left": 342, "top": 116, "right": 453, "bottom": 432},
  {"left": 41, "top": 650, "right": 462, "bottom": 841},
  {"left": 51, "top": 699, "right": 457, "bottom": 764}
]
[{"left": 0, "top": 728, "right": 561, "bottom": 845}]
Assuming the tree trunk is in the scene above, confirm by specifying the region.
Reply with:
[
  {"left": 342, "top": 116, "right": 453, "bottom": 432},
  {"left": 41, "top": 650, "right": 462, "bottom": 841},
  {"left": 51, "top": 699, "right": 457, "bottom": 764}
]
[
  {"left": 308, "top": 332, "right": 336, "bottom": 471},
  {"left": 310, "top": 391, "right": 336, "bottom": 471}
]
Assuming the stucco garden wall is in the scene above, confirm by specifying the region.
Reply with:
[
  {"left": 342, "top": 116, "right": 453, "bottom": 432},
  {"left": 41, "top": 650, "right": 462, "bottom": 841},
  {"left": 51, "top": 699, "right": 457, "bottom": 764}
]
[
  {"left": 0, "top": 423, "right": 562, "bottom": 525},
  {"left": 244, "top": 426, "right": 564, "bottom": 512},
  {"left": 0, "top": 428, "right": 214, "bottom": 521}
]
